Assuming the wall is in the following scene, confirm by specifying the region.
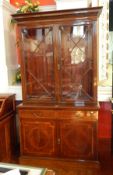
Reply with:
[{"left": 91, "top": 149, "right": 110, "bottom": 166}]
[{"left": 0, "top": 0, "right": 17, "bottom": 92}]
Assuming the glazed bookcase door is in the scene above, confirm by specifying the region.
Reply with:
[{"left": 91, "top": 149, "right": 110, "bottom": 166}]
[
  {"left": 20, "top": 26, "right": 55, "bottom": 103},
  {"left": 59, "top": 23, "right": 95, "bottom": 105}
]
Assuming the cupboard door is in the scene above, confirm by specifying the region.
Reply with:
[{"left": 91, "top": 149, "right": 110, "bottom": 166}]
[
  {"left": 20, "top": 119, "right": 57, "bottom": 157},
  {"left": 59, "top": 24, "right": 96, "bottom": 104},
  {"left": 20, "top": 27, "right": 55, "bottom": 103},
  {"left": 59, "top": 120, "right": 98, "bottom": 160}
]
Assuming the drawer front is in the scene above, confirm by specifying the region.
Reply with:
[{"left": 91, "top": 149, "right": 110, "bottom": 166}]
[
  {"left": 19, "top": 109, "right": 55, "bottom": 119},
  {"left": 19, "top": 108, "right": 98, "bottom": 121},
  {"left": 57, "top": 110, "right": 98, "bottom": 121},
  {"left": 19, "top": 109, "right": 98, "bottom": 120}
]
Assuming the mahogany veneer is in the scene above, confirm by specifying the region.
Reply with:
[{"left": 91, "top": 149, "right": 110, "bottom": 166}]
[
  {"left": 12, "top": 7, "right": 102, "bottom": 164},
  {"left": 0, "top": 94, "right": 16, "bottom": 162}
]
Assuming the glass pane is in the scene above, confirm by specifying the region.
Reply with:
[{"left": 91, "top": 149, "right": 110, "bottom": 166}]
[
  {"left": 21, "top": 27, "right": 55, "bottom": 102},
  {"left": 59, "top": 24, "right": 93, "bottom": 104}
]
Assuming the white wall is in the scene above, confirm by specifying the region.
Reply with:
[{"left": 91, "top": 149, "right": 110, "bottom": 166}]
[{"left": 0, "top": 0, "right": 22, "bottom": 100}]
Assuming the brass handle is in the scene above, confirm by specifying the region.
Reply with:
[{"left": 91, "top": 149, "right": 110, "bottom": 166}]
[
  {"left": 90, "top": 111, "right": 94, "bottom": 114},
  {"left": 57, "top": 138, "right": 60, "bottom": 144},
  {"left": 57, "top": 64, "right": 60, "bottom": 70}
]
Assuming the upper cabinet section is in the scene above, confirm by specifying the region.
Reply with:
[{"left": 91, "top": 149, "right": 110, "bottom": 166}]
[{"left": 12, "top": 7, "right": 102, "bottom": 106}]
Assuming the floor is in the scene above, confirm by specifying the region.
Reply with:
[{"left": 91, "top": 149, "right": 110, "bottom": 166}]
[
  {"left": 52, "top": 138, "right": 113, "bottom": 175},
  {"left": 13, "top": 138, "right": 113, "bottom": 175}
]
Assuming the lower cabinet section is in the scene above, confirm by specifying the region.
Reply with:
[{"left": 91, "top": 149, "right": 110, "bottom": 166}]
[{"left": 18, "top": 106, "right": 98, "bottom": 161}]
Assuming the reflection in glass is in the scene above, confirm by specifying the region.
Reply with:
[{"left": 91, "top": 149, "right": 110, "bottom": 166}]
[
  {"left": 59, "top": 24, "right": 93, "bottom": 103},
  {"left": 21, "top": 27, "right": 55, "bottom": 102}
]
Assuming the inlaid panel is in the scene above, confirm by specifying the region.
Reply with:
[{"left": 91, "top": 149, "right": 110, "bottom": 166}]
[
  {"left": 59, "top": 120, "right": 97, "bottom": 160},
  {"left": 20, "top": 120, "right": 57, "bottom": 157}
]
